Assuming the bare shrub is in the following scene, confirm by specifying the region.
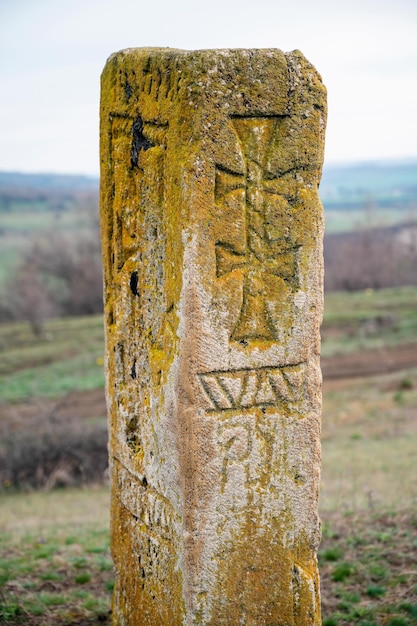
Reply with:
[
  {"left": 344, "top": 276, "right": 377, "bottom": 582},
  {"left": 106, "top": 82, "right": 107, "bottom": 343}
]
[
  {"left": 0, "top": 227, "right": 103, "bottom": 331},
  {"left": 5, "top": 261, "right": 59, "bottom": 335},
  {"left": 22, "top": 229, "right": 104, "bottom": 317},
  {"left": 325, "top": 222, "right": 417, "bottom": 291},
  {"left": 0, "top": 192, "right": 103, "bottom": 330},
  {"left": 0, "top": 420, "right": 108, "bottom": 490}
]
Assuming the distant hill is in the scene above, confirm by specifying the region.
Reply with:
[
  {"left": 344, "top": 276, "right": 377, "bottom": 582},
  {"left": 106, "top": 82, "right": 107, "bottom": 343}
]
[
  {"left": 0, "top": 172, "right": 99, "bottom": 214},
  {"left": 320, "top": 159, "right": 417, "bottom": 210},
  {"left": 0, "top": 171, "right": 99, "bottom": 192}
]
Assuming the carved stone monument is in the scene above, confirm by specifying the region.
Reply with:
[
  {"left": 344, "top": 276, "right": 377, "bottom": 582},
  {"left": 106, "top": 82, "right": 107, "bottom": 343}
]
[{"left": 100, "top": 48, "right": 326, "bottom": 625}]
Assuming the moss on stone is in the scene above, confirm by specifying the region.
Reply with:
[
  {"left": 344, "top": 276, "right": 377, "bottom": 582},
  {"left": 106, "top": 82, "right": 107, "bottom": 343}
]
[{"left": 100, "top": 47, "right": 326, "bottom": 625}]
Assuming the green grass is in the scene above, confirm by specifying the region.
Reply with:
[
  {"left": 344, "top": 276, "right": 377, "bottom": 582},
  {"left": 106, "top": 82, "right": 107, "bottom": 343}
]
[
  {"left": 321, "top": 363, "right": 417, "bottom": 511},
  {"left": 0, "top": 354, "right": 104, "bottom": 402},
  {"left": 0, "top": 206, "right": 96, "bottom": 234},
  {"left": 0, "top": 315, "right": 104, "bottom": 402},
  {"left": 1, "top": 209, "right": 67, "bottom": 232},
  {"left": 324, "top": 286, "right": 417, "bottom": 323},
  {"left": 1, "top": 490, "right": 416, "bottom": 625},
  {"left": 320, "top": 511, "right": 417, "bottom": 625},
  {"left": 322, "top": 286, "right": 417, "bottom": 357},
  {"left": 324, "top": 206, "right": 415, "bottom": 234},
  {"left": 0, "top": 200, "right": 98, "bottom": 288},
  {"left": 0, "top": 234, "right": 24, "bottom": 283},
  {"left": 0, "top": 487, "right": 112, "bottom": 625}
]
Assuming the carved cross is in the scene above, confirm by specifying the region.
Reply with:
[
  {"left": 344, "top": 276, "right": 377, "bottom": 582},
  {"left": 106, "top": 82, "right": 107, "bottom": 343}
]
[{"left": 215, "top": 118, "right": 300, "bottom": 343}]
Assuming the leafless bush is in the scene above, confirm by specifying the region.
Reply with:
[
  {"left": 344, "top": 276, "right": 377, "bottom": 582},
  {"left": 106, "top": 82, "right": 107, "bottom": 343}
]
[
  {"left": 0, "top": 420, "right": 108, "bottom": 490},
  {"left": 0, "top": 192, "right": 103, "bottom": 332},
  {"left": 324, "top": 222, "right": 417, "bottom": 291},
  {"left": 22, "top": 229, "right": 104, "bottom": 317},
  {"left": 5, "top": 262, "right": 59, "bottom": 335},
  {"left": 0, "top": 228, "right": 103, "bottom": 332}
]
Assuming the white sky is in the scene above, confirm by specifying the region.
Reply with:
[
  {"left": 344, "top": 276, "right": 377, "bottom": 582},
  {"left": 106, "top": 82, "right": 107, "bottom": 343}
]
[{"left": 1, "top": 0, "right": 416, "bottom": 175}]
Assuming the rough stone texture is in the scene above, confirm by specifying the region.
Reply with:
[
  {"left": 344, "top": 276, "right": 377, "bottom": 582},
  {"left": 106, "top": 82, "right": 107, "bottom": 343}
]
[{"left": 100, "top": 48, "right": 327, "bottom": 625}]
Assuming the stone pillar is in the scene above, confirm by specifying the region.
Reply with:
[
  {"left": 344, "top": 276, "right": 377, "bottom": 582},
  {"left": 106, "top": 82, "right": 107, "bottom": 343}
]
[{"left": 100, "top": 48, "right": 326, "bottom": 626}]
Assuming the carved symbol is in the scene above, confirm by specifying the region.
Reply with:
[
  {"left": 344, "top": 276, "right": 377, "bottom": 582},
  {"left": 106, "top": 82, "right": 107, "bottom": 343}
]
[
  {"left": 198, "top": 364, "right": 306, "bottom": 413},
  {"left": 131, "top": 116, "right": 154, "bottom": 167},
  {"left": 215, "top": 117, "right": 301, "bottom": 342},
  {"left": 130, "top": 115, "right": 168, "bottom": 169},
  {"left": 218, "top": 421, "right": 251, "bottom": 492}
]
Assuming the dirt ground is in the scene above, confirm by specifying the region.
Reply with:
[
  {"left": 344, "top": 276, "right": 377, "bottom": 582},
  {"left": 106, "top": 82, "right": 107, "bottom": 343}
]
[
  {"left": 0, "top": 388, "right": 106, "bottom": 427},
  {"left": 322, "top": 341, "right": 417, "bottom": 382},
  {"left": 2, "top": 342, "right": 417, "bottom": 426}
]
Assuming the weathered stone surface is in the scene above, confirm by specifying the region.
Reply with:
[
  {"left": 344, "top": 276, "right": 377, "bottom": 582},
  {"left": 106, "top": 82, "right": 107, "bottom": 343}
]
[{"left": 100, "top": 48, "right": 326, "bottom": 625}]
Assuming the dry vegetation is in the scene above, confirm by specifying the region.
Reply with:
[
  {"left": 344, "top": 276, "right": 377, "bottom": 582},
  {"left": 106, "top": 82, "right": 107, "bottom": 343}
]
[
  {"left": 325, "top": 223, "right": 417, "bottom": 292},
  {"left": 0, "top": 191, "right": 102, "bottom": 334}
]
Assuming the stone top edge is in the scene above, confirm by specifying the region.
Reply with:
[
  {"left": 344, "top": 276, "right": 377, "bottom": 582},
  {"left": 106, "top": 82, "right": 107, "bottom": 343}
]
[{"left": 105, "top": 46, "right": 304, "bottom": 64}]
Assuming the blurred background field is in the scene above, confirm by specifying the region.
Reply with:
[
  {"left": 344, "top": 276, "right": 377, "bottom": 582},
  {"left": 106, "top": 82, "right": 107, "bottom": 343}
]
[{"left": 1, "top": 169, "right": 417, "bottom": 624}]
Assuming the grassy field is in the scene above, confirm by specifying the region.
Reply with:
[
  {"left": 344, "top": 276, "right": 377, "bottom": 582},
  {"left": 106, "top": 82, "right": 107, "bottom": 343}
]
[
  {"left": 320, "top": 510, "right": 417, "bottom": 626},
  {"left": 321, "top": 365, "right": 417, "bottom": 509},
  {"left": 0, "top": 199, "right": 99, "bottom": 288},
  {"left": 322, "top": 286, "right": 417, "bottom": 357},
  {"left": 1, "top": 491, "right": 416, "bottom": 625},
  {"left": 1, "top": 286, "right": 416, "bottom": 402},
  {"left": 0, "top": 488, "right": 112, "bottom": 625},
  {"left": 325, "top": 206, "right": 417, "bottom": 234},
  {"left": 1, "top": 287, "right": 417, "bottom": 624},
  {"left": 0, "top": 315, "right": 104, "bottom": 403}
]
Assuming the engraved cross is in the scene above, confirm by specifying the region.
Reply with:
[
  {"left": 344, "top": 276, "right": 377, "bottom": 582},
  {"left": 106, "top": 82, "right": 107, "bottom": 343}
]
[{"left": 215, "top": 117, "right": 300, "bottom": 343}]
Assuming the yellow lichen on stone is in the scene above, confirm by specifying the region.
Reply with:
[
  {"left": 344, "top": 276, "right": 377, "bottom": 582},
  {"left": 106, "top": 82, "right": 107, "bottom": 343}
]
[{"left": 100, "top": 47, "right": 326, "bottom": 625}]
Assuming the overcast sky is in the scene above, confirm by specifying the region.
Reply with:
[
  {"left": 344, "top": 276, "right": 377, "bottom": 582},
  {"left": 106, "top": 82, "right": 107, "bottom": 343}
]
[{"left": 1, "top": 0, "right": 416, "bottom": 176}]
